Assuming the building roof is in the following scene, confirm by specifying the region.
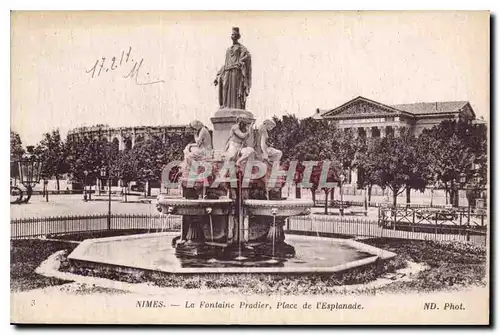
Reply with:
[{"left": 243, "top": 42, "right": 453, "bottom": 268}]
[
  {"left": 390, "top": 101, "right": 469, "bottom": 115},
  {"left": 317, "top": 96, "right": 414, "bottom": 119},
  {"left": 316, "top": 96, "right": 473, "bottom": 119}
]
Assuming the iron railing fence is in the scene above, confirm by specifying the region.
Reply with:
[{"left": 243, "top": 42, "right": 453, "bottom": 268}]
[
  {"left": 378, "top": 206, "right": 487, "bottom": 227},
  {"left": 11, "top": 213, "right": 182, "bottom": 239},
  {"left": 11, "top": 212, "right": 487, "bottom": 246},
  {"left": 286, "top": 215, "right": 487, "bottom": 246}
]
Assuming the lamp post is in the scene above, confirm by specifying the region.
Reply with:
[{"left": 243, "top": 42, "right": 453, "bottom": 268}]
[
  {"left": 44, "top": 179, "right": 49, "bottom": 202},
  {"left": 339, "top": 174, "right": 346, "bottom": 216},
  {"left": 83, "top": 170, "right": 89, "bottom": 201},
  {"left": 101, "top": 167, "right": 112, "bottom": 230},
  {"left": 459, "top": 173, "right": 467, "bottom": 208},
  {"left": 17, "top": 145, "right": 42, "bottom": 204}
]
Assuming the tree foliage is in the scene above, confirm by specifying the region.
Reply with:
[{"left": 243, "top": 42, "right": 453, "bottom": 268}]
[
  {"left": 356, "top": 128, "right": 429, "bottom": 206},
  {"left": 10, "top": 131, "right": 24, "bottom": 161},
  {"left": 34, "top": 129, "right": 68, "bottom": 190},
  {"left": 420, "top": 120, "right": 487, "bottom": 206},
  {"left": 66, "top": 136, "right": 117, "bottom": 184},
  {"left": 10, "top": 131, "right": 24, "bottom": 179},
  {"left": 132, "top": 133, "right": 191, "bottom": 184}
]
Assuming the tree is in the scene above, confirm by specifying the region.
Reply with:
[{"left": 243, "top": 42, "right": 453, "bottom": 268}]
[
  {"left": 331, "top": 128, "right": 361, "bottom": 202},
  {"left": 292, "top": 118, "right": 337, "bottom": 206},
  {"left": 267, "top": 114, "right": 303, "bottom": 198},
  {"left": 10, "top": 131, "right": 24, "bottom": 180},
  {"left": 34, "top": 129, "right": 68, "bottom": 191},
  {"left": 420, "top": 120, "right": 487, "bottom": 207},
  {"left": 66, "top": 136, "right": 116, "bottom": 188},
  {"left": 110, "top": 149, "right": 138, "bottom": 202},
  {"left": 132, "top": 132, "right": 191, "bottom": 196},
  {"left": 355, "top": 137, "right": 383, "bottom": 203},
  {"left": 360, "top": 128, "right": 428, "bottom": 207},
  {"left": 268, "top": 114, "right": 302, "bottom": 163},
  {"left": 308, "top": 161, "right": 341, "bottom": 214}
]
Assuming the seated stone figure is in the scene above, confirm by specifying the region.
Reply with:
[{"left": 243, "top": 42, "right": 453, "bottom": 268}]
[
  {"left": 224, "top": 118, "right": 255, "bottom": 166},
  {"left": 256, "top": 119, "right": 282, "bottom": 163},
  {"left": 182, "top": 120, "right": 213, "bottom": 170}
]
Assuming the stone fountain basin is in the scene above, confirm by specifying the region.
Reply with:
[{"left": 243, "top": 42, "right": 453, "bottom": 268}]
[
  {"left": 156, "top": 196, "right": 233, "bottom": 216},
  {"left": 243, "top": 199, "right": 313, "bottom": 217}
]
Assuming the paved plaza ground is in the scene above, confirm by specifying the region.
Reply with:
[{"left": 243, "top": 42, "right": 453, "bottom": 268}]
[
  {"left": 10, "top": 186, "right": 470, "bottom": 222},
  {"left": 10, "top": 193, "right": 383, "bottom": 221},
  {"left": 10, "top": 194, "right": 159, "bottom": 219}
]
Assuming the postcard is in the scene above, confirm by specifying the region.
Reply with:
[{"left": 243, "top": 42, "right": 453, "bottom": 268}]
[{"left": 10, "top": 10, "right": 489, "bottom": 325}]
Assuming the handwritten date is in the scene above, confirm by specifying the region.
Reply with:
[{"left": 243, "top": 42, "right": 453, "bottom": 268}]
[{"left": 86, "top": 47, "right": 165, "bottom": 86}]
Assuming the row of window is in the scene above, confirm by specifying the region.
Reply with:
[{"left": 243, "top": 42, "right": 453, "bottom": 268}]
[{"left": 342, "top": 126, "right": 397, "bottom": 138}]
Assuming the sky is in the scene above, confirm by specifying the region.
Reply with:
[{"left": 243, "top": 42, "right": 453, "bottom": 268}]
[{"left": 10, "top": 11, "right": 489, "bottom": 146}]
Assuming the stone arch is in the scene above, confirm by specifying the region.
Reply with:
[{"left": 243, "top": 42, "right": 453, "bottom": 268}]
[
  {"left": 135, "top": 134, "right": 145, "bottom": 144},
  {"left": 124, "top": 137, "right": 133, "bottom": 150},
  {"left": 112, "top": 137, "right": 120, "bottom": 151}
]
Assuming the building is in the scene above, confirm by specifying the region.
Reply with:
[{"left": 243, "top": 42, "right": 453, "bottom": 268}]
[
  {"left": 66, "top": 124, "right": 191, "bottom": 193},
  {"left": 313, "top": 96, "right": 476, "bottom": 137},
  {"left": 313, "top": 96, "right": 478, "bottom": 190},
  {"left": 67, "top": 124, "right": 189, "bottom": 150}
]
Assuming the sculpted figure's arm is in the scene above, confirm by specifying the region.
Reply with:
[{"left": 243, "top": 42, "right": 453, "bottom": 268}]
[
  {"left": 195, "top": 128, "right": 206, "bottom": 147},
  {"left": 214, "top": 66, "right": 224, "bottom": 86},
  {"left": 232, "top": 124, "right": 249, "bottom": 140},
  {"left": 238, "top": 48, "right": 250, "bottom": 65}
]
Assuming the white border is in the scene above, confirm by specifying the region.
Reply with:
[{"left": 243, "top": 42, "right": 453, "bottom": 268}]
[{"left": 2, "top": 1, "right": 497, "bottom": 333}]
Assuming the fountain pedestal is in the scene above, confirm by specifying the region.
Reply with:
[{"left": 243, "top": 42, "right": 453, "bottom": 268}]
[{"left": 210, "top": 108, "right": 255, "bottom": 151}]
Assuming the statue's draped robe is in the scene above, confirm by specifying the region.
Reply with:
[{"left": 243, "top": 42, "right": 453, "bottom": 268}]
[{"left": 217, "top": 43, "right": 252, "bottom": 110}]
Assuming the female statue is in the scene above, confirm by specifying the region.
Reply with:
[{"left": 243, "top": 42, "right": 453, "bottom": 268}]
[{"left": 214, "top": 27, "right": 252, "bottom": 110}]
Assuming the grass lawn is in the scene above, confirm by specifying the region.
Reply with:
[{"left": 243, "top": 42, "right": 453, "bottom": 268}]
[
  {"left": 362, "top": 238, "right": 487, "bottom": 293},
  {"left": 11, "top": 231, "right": 487, "bottom": 295},
  {"left": 10, "top": 239, "right": 77, "bottom": 292}
]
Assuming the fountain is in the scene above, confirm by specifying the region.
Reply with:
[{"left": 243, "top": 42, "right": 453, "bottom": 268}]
[{"left": 67, "top": 27, "right": 395, "bottom": 276}]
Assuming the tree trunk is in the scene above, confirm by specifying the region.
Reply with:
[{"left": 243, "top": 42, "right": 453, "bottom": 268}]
[
  {"left": 393, "top": 189, "right": 398, "bottom": 207},
  {"left": 368, "top": 185, "right": 372, "bottom": 203},
  {"left": 449, "top": 181, "right": 459, "bottom": 208},
  {"left": 406, "top": 187, "right": 411, "bottom": 207},
  {"left": 56, "top": 177, "right": 60, "bottom": 193},
  {"left": 147, "top": 180, "right": 152, "bottom": 197},
  {"left": 311, "top": 188, "right": 316, "bottom": 205},
  {"left": 364, "top": 187, "right": 368, "bottom": 211},
  {"left": 324, "top": 189, "right": 329, "bottom": 214},
  {"left": 295, "top": 184, "right": 301, "bottom": 199},
  {"left": 452, "top": 189, "right": 460, "bottom": 207},
  {"left": 330, "top": 187, "right": 335, "bottom": 202}
]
